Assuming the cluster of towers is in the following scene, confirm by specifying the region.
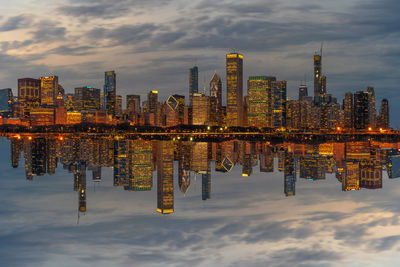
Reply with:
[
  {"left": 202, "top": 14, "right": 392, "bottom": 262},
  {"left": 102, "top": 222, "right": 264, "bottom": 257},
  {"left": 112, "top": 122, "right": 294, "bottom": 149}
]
[{"left": 0, "top": 50, "right": 390, "bottom": 130}]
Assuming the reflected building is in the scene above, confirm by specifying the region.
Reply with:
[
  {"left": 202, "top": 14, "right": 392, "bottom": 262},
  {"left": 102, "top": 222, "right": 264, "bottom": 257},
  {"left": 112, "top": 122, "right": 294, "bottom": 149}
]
[
  {"left": 129, "top": 140, "right": 153, "bottom": 191},
  {"left": 284, "top": 151, "right": 296, "bottom": 196},
  {"left": 342, "top": 160, "right": 360, "bottom": 191},
  {"left": 8, "top": 136, "right": 400, "bottom": 211},
  {"left": 157, "top": 141, "right": 174, "bottom": 214}
]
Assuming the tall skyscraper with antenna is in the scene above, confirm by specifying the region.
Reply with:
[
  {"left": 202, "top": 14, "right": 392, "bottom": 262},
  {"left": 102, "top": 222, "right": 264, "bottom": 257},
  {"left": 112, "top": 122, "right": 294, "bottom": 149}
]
[{"left": 314, "top": 44, "right": 326, "bottom": 104}]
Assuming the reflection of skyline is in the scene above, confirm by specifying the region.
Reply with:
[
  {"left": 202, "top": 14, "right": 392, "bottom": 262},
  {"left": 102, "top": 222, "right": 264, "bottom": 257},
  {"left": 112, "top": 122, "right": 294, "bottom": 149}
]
[{"left": 9, "top": 136, "right": 400, "bottom": 214}]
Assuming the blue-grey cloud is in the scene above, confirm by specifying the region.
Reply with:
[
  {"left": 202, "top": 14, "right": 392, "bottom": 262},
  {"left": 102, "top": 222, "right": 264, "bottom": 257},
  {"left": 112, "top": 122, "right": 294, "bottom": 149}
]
[{"left": 0, "top": 15, "right": 31, "bottom": 32}]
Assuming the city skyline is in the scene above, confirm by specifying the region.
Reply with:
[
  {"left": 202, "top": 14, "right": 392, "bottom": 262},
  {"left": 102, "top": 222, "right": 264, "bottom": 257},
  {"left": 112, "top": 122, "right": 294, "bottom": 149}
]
[{"left": 0, "top": 0, "right": 399, "bottom": 127}]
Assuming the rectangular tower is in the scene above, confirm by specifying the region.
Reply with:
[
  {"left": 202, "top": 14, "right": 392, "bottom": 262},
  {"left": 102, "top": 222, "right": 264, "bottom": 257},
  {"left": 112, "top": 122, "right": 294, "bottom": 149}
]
[
  {"left": 226, "top": 53, "right": 243, "bottom": 127},
  {"left": 189, "top": 66, "right": 198, "bottom": 106},
  {"left": 104, "top": 71, "right": 116, "bottom": 116},
  {"left": 247, "top": 76, "right": 275, "bottom": 128},
  {"left": 40, "top": 76, "right": 58, "bottom": 106}
]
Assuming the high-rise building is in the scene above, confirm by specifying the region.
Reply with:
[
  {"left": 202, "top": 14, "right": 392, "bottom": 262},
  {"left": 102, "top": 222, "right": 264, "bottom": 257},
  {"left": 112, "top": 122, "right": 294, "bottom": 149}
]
[
  {"left": 147, "top": 90, "right": 158, "bottom": 113},
  {"left": 366, "top": 86, "right": 377, "bottom": 128},
  {"left": 284, "top": 151, "right": 296, "bottom": 196},
  {"left": 116, "top": 95, "right": 122, "bottom": 117},
  {"left": 299, "top": 84, "right": 308, "bottom": 101},
  {"left": 55, "top": 94, "right": 67, "bottom": 124},
  {"left": 343, "top": 92, "right": 354, "bottom": 129},
  {"left": 247, "top": 76, "right": 275, "bottom": 128},
  {"left": 18, "top": 78, "right": 41, "bottom": 117},
  {"left": 378, "top": 99, "right": 389, "bottom": 129},
  {"left": 286, "top": 100, "right": 301, "bottom": 129},
  {"left": 192, "top": 93, "right": 210, "bottom": 125},
  {"left": 113, "top": 139, "right": 129, "bottom": 186},
  {"left": 342, "top": 160, "right": 360, "bottom": 191},
  {"left": 165, "top": 94, "right": 185, "bottom": 126},
  {"left": 226, "top": 53, "right": 243, "bottom": 127},
  {"left": 210, "top": 72, "right": 222, "bottom": 125},
  {"left": 0, "top": 88, "right": 13, "bottom": 118},
  {"left": 104, "top": 71, "right": 116, "bottom": 116},
  {"left": 74, "top": 86, "right": 101, "bottom": 111},
  {"left": 129, "top": 140, "right": 153, "bottom": 191},
  {"left": 271, "top": 80, "right": 287, "bottom": 128},
  {"left": 354, "top": 91, "right": 369, "bottom": 130},
  {"left": 189, "top": 66, "right": 198, "bottom": 106},
  {"left": 157, "top": 141, "right": 174, "bottom": 214},
  {"left": 313, "top": 53, "right": 322, "bottom": 103},
  {"left": 126, "top": 95, "right": 141, "bottom": 114},
  {"left": 40, "top": 76, "right": 59, "bottom": 106}
]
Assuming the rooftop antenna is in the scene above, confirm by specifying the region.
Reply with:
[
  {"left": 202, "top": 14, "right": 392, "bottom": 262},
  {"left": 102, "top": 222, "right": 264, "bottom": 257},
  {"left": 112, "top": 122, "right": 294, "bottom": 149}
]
[
  {"left": 320, "top": 42, "right": 323, "bottom": 57},
  {"left": 203, "top": 76, "right": 206, "bottom": 94}
]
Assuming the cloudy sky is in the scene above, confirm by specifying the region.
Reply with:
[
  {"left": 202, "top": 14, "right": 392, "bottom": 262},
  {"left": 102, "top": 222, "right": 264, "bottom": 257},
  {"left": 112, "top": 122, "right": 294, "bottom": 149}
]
[{"left": 0, "top": 0, "right": 399, "bottom": 126}]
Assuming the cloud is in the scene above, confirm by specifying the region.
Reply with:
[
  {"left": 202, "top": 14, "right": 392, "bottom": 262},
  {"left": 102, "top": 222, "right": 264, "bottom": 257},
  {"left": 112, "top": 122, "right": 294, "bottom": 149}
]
[
  {"left": 57, "top": 3, "right": 130, "bottom": 19},
  {"left": 0, "top": 15, "right": 31, "bottom": 32}
]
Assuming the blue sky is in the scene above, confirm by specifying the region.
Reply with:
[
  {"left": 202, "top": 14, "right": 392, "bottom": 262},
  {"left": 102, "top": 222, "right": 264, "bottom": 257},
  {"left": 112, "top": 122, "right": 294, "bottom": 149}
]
[{"left": 0, "top": 0, "right": 399, "bottom": 127}]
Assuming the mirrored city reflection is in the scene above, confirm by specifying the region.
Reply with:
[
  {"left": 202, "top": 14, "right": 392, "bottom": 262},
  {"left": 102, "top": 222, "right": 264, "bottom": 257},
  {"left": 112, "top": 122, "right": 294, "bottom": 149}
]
[{"left": 8, "top": 135, "right": 400, "bottom": 215}]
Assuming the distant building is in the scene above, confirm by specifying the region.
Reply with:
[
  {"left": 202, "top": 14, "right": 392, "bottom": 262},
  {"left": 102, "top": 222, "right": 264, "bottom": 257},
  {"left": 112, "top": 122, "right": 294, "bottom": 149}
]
[
  {"left": 55, "top": 94, "right": 67, "bottom": 124},
  {"left": 247, "top": 76, "right": 275, "bottom": 128},
  {"left": 354, "top": 91, "right": 369, "bottom": 130},
  {"left": 313, "top": 53, "right": 322, "bottom": 103},
  {"left": 74, "top": 86, "right": 101, "bottom": 111},
  {"left": 30, "top": 107, "right": 55, "bottom": 126},
  {"left": 104, "top": 71, "right": 116, "bottom": 116},
  {"left": 67, "top": 111, "right": 82, "bottom": 124},
  {"left": 378, "top": 99, "right": 389, "bottom": 129},
  {"left": 40, "top": 76, "right": 59, "bottom": 106},
  {"left": 18, "top": 78, "right": 41, "bottom": 117},
  {"left": 299, "top": 84, "right": 308, "bottom": 101},
  {"left": 157, "top": 141, "right": 174, "bottom": 214},
  {"left": 210, "top": 72, "right": 222, "bottom": 125},
  {"left": 0, "top": 88, "right": 13, "bottom": 118},
  {"left": 116, "top": 95, "right": 122, "bottom": 117},
  {"left": 189, "top": 66, "right": 198, "bottom": 107},
  {"left": 192, "top": 93, "right": 210, "bottom": 125},
  {"left": 343, "top": 92, "right": 354, "bottom": 129},
  {"left": 271, "top": 80, "right": 287, "bottom": 128},
  {"left": 226, "top": 53, "right": 243, "bottom": 127},
  {"left": 126, "top": 95, "right": 141, "bottom": 114}
]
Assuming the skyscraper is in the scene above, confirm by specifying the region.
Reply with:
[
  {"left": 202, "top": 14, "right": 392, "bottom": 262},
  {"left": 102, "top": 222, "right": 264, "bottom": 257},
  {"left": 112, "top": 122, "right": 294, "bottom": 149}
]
[
  {"left": 147, "top": 90, "right": 158, "bottom": 113},
  {"left": 157, "top": 141, "right": 174, "bottom": 214},
  {"left": 0, "top": 88, "right": 13, "bottom": 118},
  {"left": 104, "top": 71, "right": 116, "bottom": 116},
  {"left": 116, "top": 95, "right": 122, "bottom": 117},
  {"left": 343, "top": 92, "right": 354, "bottom": 129},
  {"left": 366, "top": 86, "right": 377, "bottom": 128},
  {"left": 210, "top": 72, "right": 222, "bottom": 124},
  {"left": 378, "top": 99, "right": 389, "bottom": 129},
  {"left": 298, "top": 84, "right": 308, "bottom": 101},
  {"left": 271, "top": 80, "right": 287, "bottom": 128},
  {"left": 18, "top": 78, "right": 41, "bottom": 117},
  {"left": 189, "top": 66, "right": 198, "bottom": 106},
  {"left": 40, "top": 76, "right": 59, "bottom": 106},
  {"left": 74, "top": 86, "right": 101, "bottom": 111},
  {"left": 226, "top": 53, "right": 243, "bottom": 127},
  {"left": 247, "top": 76, "right": 275, "bottom": 128},
  {"left": 126, "top": 95, "right": 141, "bottom": 114},
  {"left": 354, "top": 91, "right": 369, "bottom": 130},
  {"left": 313, "top": 52, "right": 322, "bottom": 103},
  {"left": 192, "top": 93, "right": 210, "bottom": 125}
]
